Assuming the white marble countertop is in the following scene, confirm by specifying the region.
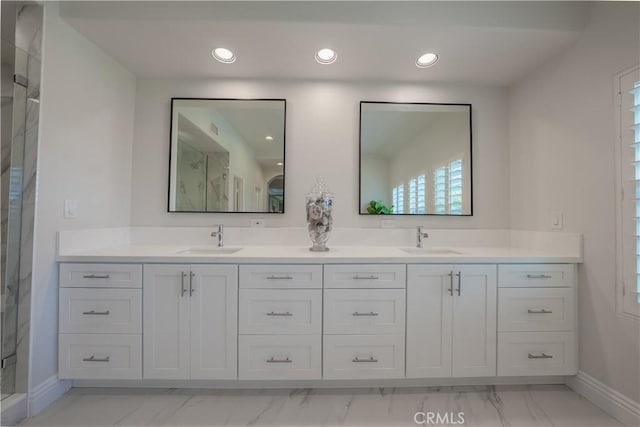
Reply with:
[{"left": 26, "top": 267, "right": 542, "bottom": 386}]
[{"left": 56, "top": 244, "right": 582, "bottom": 264}]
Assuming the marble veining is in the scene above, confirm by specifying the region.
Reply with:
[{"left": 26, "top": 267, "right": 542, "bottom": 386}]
[{"left": 18, "top": 385, "right": 622, "bottom": 427}]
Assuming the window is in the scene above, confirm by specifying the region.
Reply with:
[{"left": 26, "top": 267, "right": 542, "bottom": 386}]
[
  {"left": 434, "top": 159, "right": 463, "bottom": 214},
  {"left": 434, "top": 167, "right": 446, "bottom": 214},
  {"left": 617, "top": 66, "right": 640, "bottom": 318},
  {"left": 392, "top": 184, "right": 404, "bottom": 214},
  {"left": 408, "top": 174, "right": 426, "bottom": 214}
]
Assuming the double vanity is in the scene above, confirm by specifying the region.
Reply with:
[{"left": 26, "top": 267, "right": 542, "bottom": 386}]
[{"left": 57, "top": 234, "right": 579, "bottom": 386}]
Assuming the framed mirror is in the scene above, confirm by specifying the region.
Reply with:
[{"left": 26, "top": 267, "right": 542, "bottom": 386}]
[
  {"left": 359, "top": 102, "right": 472, "bottom": 216},
  {"left": 169, "top": 98, "right": 286, "bottom": 213}
]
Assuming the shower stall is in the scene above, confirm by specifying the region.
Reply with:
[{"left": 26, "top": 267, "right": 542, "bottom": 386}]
[{"left": 1, "top": 0, "right": 42, "bottom": 412}]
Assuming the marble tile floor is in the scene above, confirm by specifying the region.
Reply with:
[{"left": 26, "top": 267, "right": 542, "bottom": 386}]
[{"left": 18, "top": 385, "right": 622, "bottom": 427}]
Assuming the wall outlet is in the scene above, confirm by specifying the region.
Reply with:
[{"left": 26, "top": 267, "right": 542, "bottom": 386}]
[
  {"left": 250, "top": 218, "right": 265, "bottom": 227},
  {"left": 380, "top": 219, "right": 396, "bottom": 228},
  {"left": 64, "top": 199, "right": 78, "bottom": 219},
  {"left": 551, "top": 211, "right": 563, "bottom": 230}
]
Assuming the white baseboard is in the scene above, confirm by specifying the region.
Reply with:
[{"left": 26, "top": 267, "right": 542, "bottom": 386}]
[
  {"left": 1, "top": 393, "right": 27, "bottom": 426},
  {"left": 28, "top": 375, "right": 71, "bottom": 416},
  {"left": 566, "top": 371, "right": 640, "bottom": 427}
]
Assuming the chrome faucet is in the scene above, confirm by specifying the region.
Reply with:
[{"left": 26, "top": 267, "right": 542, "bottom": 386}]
[
  {"left": 416, "top": 226, "right": 429, "bottom": 248},
  {"left": 211, "top": 224, "right": 224, "bottom": 247}
]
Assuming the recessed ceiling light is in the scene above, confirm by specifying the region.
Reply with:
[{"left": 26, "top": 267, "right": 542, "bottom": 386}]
[
  {"left": 212, "top": 47, "right": 236, "bottom": 64},
  {"left": 265, "top": 136, "right": 274, "bottom": 141},
  {"left": 315, "top": 48, "right": 337, "bottom": 65},
  {"left": 277, "top": 162, "right": 283, "bottom": 166},
  {"left": 416, "top": 52, "right": 439, "bottom": 68}
]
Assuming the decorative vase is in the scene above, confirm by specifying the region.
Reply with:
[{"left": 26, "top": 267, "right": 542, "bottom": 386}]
[{"left": 305, "top": 177, "right": 334, "bottom": 252}]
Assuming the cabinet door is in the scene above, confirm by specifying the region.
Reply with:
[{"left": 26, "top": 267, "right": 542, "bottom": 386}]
[
  {"left": 452, "top": 265, "right": 497, "bottom": 377},
  {"left": 406, "top": 265, "right": 453, "bottom": 378},
  {"left": 143, "top": 264, "right": 190, "bottom": 379},
  {"left": 189, "top": 265, "right": 238, "bottom": 380}
]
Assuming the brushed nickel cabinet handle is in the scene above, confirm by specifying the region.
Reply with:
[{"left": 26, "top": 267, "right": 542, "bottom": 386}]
[
  {"left": 180, "top": 272, "right": 188, "bottom": 297},
  {"left": 82, "top": 310, "right": 110, "bottom": 316},
  {"left": 448, "top": 272, "right": 454, "bottom": 296},
  {"left": 352, "top": 275, "right": 379, "bottom": 280},
  {"left": 352, "top": 356, "right": 378, "bottom": 363},
  {"left": 526, "top": 274, "right": 552, "bottom": 279},
  {"left": 267, "top": 275, "right": 293, "bottom": 280},
  {"left": 455, "top": 272, "right": 462, "bottom": 296},
  {"left": 82, "top": 355, "right": 110, "bottom": 362},
  {"left": 266, "top": 311, "right": 293, "bottom": 317},
  {"left": 266, "top": 357, "right": 292, "bottom": 363},
  {"left": 189, "top": 272, "right": 195, "bottom": 296},
  {"left": 527, "top": 309, "right": 553, "bottom": 314},
  {"left": 83, "top": 274, "right": 110, "bottom": 279},
  {"left": 528, "top": 353, "right": 553, "bottom": 359},
  {"left": 352, "top": 312, "right": 379, "bottom": 316}
]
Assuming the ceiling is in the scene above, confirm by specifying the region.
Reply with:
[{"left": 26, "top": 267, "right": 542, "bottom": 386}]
[{"left": 59, "top": 1, "right": 592, "bottom": 85}]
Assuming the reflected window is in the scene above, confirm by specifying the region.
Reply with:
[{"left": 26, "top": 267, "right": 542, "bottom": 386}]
[
  {"left": 392, "top": 184, "right": 404, "bottom": 214},
  {"left": 433, "top": 159, "right": 463, "bottom": 215}
]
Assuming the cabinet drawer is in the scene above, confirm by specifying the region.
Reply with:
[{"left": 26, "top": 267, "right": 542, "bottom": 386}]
[
  {"left": 238, "top": 335, "right": 321, "bottom": 380},
  {"left": 498, "top": 264, "right": 574, "bottom": 288},
  {"left": 239, "top": 265, "right": 322, "bottom": 289},
  {"left": 58, "top": 334, "right": 141, "bottom": 379},
  {"left": 324, "top": 289, "right": 405, "bottom": 335},
  {"left": 59, "top": 288, "right": 142, "bottom": 334},
  {"left": 323, "top": 335, "right": 405, "bottom": 379},
  {"left": 497, "top": 332, "right": 576, "bottom": 376},
  {"left": 239, "top": 289, "right": 321, "bottom": 334},
  {"left": 324, "top": 265, "right": 406, "bottom": 289},
  {"left": 499, "top": 288, "right": 574, "bottom": 332},
  {"left": 60, "top": 263, "right": 142, "bottom": 288}
]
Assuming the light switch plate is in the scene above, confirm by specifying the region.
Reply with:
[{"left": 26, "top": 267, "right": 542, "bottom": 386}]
[
  {"left": 551, "top": 211, "right": 563, "bottom": 230},
  {"left": 64, "top": 200, "right": 78, "bottom": 219}
]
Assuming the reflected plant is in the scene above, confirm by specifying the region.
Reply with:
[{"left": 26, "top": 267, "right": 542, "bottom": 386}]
[{"left": 366, "top": 200, "right": 394, "bottom": 215}]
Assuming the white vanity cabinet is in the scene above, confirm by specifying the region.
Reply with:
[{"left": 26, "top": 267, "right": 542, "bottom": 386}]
[
  {"left": 143, "top": 264, "right": 237, "bottom": 380},
  {"left": 58, "top": 264, "right": 143, "bottom": 379},
  {"left": 323, "top": 265, "right": 406, "bottom": 380},
  {"left": 406, "top": 264, "right": 497, "bottom": 378}
]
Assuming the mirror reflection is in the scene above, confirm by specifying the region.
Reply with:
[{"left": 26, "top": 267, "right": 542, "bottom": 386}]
[
  {"left": 169, "top": 98, "right": 286, "bottom": 213},
  {"left": 359, "top": 102, "right": 472, "bottom": 216}
]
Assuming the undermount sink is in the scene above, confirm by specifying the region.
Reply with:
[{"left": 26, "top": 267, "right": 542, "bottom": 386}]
[
  {"left": 399, "top": 247, "right": 464, "bottom": 255},
  {"left": 177, "top": 247, "right": 242, "bottom": 255}
]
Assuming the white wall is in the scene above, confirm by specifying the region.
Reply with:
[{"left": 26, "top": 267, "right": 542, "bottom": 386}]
[
  {"left": 132, "top": 80, "right": 509, "bottom": 228},
  {"left": 31, "top": 2, "right": 135, "bottom": 390},
  {"left": 360, "top": 154, "right": 390, "bottom": 211},
  {"left": 509, "top": 2, "right": 640, "bottom": 402}
]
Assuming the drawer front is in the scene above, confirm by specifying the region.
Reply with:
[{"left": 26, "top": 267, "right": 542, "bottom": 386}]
[
  {"left": 499, "top": 288, "right": 574, "bottom": 332},
  {"left": 498, "top": 264, "right": 574, "bottom": 288},
  {"left": 323, "top": 335, "right": 405, "bottom": 379},
  {"left": 238, "top": 335, "right": 321, "bottom": 380},
  {"left": 324, "top": 289, "right": 405, "bottom": 335},
  {"left": 497, "top": 332, "right": 576, "bottom": 376},
  {"left": 324, "top": 264, "right": 406, "bottom": 289},
  {"left": 60, "top": 263, "right": 142, "bottom": 288},
  {"left": 239, "top": 289, "right": 322, "bottom": 334},
  {"left": 59, "top": 288, "right": 142, "bottom": 334},
  {"left": 239, "top": 265, "right": 322, "bottom": 289},
  {"left": 58, "top": 334, "right": 142, "bottom": 379}
]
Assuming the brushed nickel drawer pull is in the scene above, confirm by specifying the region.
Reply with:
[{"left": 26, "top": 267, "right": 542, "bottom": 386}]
[
  {"left": 448, "top": 272, "right": 454, "bottom": 296},
  {"left": 352, "top": 312, "right": 379, "bottom": 316},
  {"left": 266, "top": 357, "right": 292, "bottom": 363},
  {"left": 189, "top": 271, "right": 195, "bottom": 296},
  {"left": 266, "top": 311, "right": 293, "bottom": 317},
  {"left": 83, "top": 274, "right": 110, "bottom": 279},
  {"left": 180, "top": 272, "right": 188, "bottom": 297},
  {"left": 352, "top": 275, "right": 379, "bottom": 280},
  {"left": 352, "top": 356, "right": 378, "bottom": 363},
  {"left": 82, "top": 310, "right": 110, "bottom": 316},
  {"left": 82, "top": 355, "right": 110, "bottom": 362},
  {"left": 527, "top": 353, "right": 553, "bottom": 359},
  {"left": 455, "top": 271, "right": 462, "bottom": 296},
  {"left": 526, "top": 274, "right": 552, "bottom": 279},
  {"left": 527, "top": 309, "right": 553, "bottom": 314},
  {"left": 267, "top": 275, "right": 293, "bottom": 280}
]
